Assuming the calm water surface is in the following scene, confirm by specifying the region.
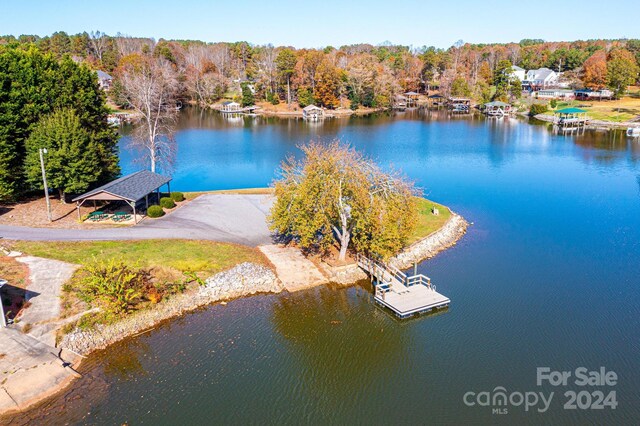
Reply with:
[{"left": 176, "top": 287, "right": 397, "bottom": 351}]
[{"left": 17, "top": 109, "right": 640, "bottom": 425}]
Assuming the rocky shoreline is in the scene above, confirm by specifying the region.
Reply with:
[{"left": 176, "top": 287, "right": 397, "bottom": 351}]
[
  {"left": 390, "top": 212, "right": 469, "bottom": 270},
  {"left": 60, "top": 213, "right": 468, "bottom": 356},
  {"left": 60, "top": 263, "right": 281, "bottom": 356},
  {"left": 2, "top": 210, "right": 468, "bottom": 417}
]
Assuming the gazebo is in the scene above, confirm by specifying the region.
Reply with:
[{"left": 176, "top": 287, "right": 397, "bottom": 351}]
[
  {"left": 555, "top": 107, "right": 588, "bottom": 129},
  {"left": 72, "top": 170, "right": 172, "bottom": 223}
]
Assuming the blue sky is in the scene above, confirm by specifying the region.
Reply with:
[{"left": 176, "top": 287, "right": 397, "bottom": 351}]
[{"left": 2, "top": 0, "right": 638, "bottom": 48}]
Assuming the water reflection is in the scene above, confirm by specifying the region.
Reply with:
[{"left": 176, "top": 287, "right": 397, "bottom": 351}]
[{"left": 271, "top": 285, "right": 411, "bottom": 400}]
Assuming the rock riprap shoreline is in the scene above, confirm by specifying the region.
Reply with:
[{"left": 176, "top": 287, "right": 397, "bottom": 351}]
[
  {"left": 390, "top": 212, "right": 468, "bottom": 270},
  {"left": 61, "top": 263, "right": 282, "bottom": 355}
]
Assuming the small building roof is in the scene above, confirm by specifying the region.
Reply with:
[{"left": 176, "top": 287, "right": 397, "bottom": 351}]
[
  {"left": 511, "top": 65, "right": 524, "bottom": 71},
  {"left": 303, "top": 104, "right": 322, "bottom": 111},
  {"left": 404, "top": 91, "right": 420, "bottom": 96},
  {"left": 96, "top": 70, "right": 112, "bottom": 80},
  {"left": 428, "top": 94, "right": 444, "bottom": 98},
  {"left": 222, "top": 101, "right": 240, "bottom": 106},
  {"left": 72, "top": 170, "right": 171, "bottom": 203},
  {"left": 555, "top": 107, "right": 587, "bottom": 114}
]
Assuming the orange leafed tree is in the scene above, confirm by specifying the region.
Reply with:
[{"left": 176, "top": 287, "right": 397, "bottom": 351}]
[{"left": 582, "top": 50, "right": 608, "bottom": 90}]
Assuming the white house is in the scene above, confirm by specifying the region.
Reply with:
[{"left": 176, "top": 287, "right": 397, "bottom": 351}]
[
  {"left": 510, "top": 65, "right": 526, "bottom": 82},
  {"left": 523, "top": 67, "right": 558, "bottom": 89}
]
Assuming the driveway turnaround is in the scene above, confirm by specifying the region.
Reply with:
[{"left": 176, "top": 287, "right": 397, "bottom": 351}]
[{"left": 0, "top": 194, "right": 274, "bottom": 247}]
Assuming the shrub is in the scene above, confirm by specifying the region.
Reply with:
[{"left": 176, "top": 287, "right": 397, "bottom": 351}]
[
  {"left": 147, "top": 205, "right": 165, "bottom": 218},
  {"left": 159, "top": 197, "right": 176, "bottom": 209},
  {"left": 170, "top": 192, "right": 184, "bottom": 202},
  {"left": 529, "top": 103, "right": 549, "bottom": 116},
  {"left": 77, "top": 259, "right": 148, "bottom": 314},
  {"left": 549, "top": 99, "right": 558, "bottom": 109}
]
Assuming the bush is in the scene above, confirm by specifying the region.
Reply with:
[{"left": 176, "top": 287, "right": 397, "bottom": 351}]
[
  {"left": 77, "top": 259, "right": 148, "bottom": 314},
  {"left": 160, "top": 197, "right": 176, "bottom": 209},
  {"left": 529, "top": 103, "right": 549, "bottom": 116},
  {"left": 147, "top": 205, "right": 165, "bottom": 218},
  {"left": 170, "top": 192, "right": 184, "bottom": 202},
  {"left": 549, "top": 99, "right": 558, "bottom": 109}
]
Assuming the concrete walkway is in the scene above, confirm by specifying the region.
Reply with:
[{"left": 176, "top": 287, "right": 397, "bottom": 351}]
[
  {"left": 16, "top": 256, "right": 78, "bottom": 347},
  {"left": 0, "top": 327, "right": 79, "bottom": 414},
  {"left": 258, "top": 245, "right": 328, "bottom": 292},
  {"left": 0, "top": 194, "right": 274, "bottom": 247}
]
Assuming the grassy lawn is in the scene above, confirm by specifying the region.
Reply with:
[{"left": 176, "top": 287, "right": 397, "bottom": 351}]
[
  {"left": 408, "top": 198, "right": 452, "bottom": 244},
  {"left": 9, "top": 240, "right": 267, "bottom": 277},
  {"left": 554, "top": 96, "right": 640, "bottom": 123}
]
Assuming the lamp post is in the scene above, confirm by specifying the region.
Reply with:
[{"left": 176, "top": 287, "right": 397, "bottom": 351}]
[{"left": 39, "top": 148, "right": 52, "bottom": 222}]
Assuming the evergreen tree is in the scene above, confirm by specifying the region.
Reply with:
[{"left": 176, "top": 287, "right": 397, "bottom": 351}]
[
  {"left": 24, "top": 109, "right": 102, "bottom": 200},
  {"left": 240, "top": 82, "right": 255, "bottom": 107},
  {"left": 0, "top": 46, "right": 119, "bottom": 200}
]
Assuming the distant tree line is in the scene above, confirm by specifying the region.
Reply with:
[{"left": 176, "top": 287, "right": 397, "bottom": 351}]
[
  {"left": 2, "top": 33, "right": 639, "bottom": 112},
  {"left": 2, "top": 33, "right": 640, "bottom": 201}
]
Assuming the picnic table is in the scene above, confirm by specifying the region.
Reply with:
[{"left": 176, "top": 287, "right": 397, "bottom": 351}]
[
  {"left": 112, "top": 211, "right": 132, "bottom": 222},
  {"left": 87, "top": 211, "right": 109, "bottom": 221}
]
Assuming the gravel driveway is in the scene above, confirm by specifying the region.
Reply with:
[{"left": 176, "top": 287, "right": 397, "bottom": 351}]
[{"left": 0, "top": 194, "right": 274, "bottom": 247}]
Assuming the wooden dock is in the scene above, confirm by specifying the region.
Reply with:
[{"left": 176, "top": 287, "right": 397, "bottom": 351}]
[{"left": 356, "top": 255, "right": 450, "bottom": 318}]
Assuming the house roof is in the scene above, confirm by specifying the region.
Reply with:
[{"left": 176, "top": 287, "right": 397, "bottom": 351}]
[
  {"left": 72, "top": 170, "right": 172, "bottom": 203},
  {"left": 528, "top": 67, "right": 556, "bottom": 80},
  {"left": 511, "top": 66, "right": 524, "bottom": 71},
  {"left": 303, "top": 104, "right": 322, "bottom": 111},
  {"left": 96, "top": 70, "right": 112, "bottom": 80},
  {"left": 555, "top": 107, "right": 587, "bottom": 114}
]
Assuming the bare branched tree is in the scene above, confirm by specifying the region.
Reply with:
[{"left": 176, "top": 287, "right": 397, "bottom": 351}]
[
  {"left": 118, "top": 57, "right": 179, "bottom": 173},
  {"left": 115, "top": 33, "right": 154, "bottom": 57},
  {"left": 89, "top": 30, "right": 108, "bottom": 62}
]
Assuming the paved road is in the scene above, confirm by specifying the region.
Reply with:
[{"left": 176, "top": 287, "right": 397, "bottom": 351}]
[{"left": 0, "top": 194, "right": 274, "bottom": 247}]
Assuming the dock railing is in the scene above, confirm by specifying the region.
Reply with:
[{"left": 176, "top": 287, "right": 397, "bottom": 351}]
[{"left": 356, "top": 253, "right": 436, "bottom": 293}]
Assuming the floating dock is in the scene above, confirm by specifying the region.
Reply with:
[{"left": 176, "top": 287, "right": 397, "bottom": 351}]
[{"left": 356, "top": 255, "right": 450, "bottom": 318}]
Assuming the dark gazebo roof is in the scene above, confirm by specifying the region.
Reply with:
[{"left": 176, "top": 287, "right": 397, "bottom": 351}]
[{"left": 72, "top": 170, "right": 171, "bottom": 203}]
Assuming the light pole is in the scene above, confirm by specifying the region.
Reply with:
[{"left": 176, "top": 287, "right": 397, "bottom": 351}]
[{"left": 39, "top": 148, "right": 52, "bottom": 222}]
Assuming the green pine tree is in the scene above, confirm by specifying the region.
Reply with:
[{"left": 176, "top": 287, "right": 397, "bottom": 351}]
[{"left": 24, "top": 109, "right": 103, "bottom": 201}]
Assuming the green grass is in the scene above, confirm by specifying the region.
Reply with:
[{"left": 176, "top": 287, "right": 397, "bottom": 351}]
[
  {"left": 552, "top": 98, "right": 640, "bottom": 123},
  {"left": 10, "top": 240, "right": 267, "bottom": 276},
  {"left": 408, "top": 198, "right": 452, "bottom": 244}
]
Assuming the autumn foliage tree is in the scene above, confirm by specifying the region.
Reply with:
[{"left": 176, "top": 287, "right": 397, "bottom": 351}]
[
  {"left": 269, "top": 142, "right": 418, "bottom": 261},
  {"left": 582, "top": 50, "right": 608, "bottom": 90},
  {"left": 606, "top": 49, "right": 640, "bottom": 97},
  {"left": 313, "top": 60, "right": 340, "bottom": 108}
]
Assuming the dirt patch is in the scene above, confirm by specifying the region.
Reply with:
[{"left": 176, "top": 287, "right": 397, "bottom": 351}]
[
  {"left": 0, "top": 256, "right": 30, "bottom": 322},
  {"left": 0, "top": 194, "right": 188, "bottom": 229}
]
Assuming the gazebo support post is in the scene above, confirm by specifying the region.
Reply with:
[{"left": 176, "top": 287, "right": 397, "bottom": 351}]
[
  {"left": 145, "top": 194, "right": 149, "bottom": 209},
  {"left": 132, "top": 202, "right": 138, "bottom": 224},
  {"left": 167, "top": 182, "right": 171, "bottom": 197}
]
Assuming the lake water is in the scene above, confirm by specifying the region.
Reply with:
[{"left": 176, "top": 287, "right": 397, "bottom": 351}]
[{"left": 16, "top": 109, "right": 640, "bottom": 425}]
